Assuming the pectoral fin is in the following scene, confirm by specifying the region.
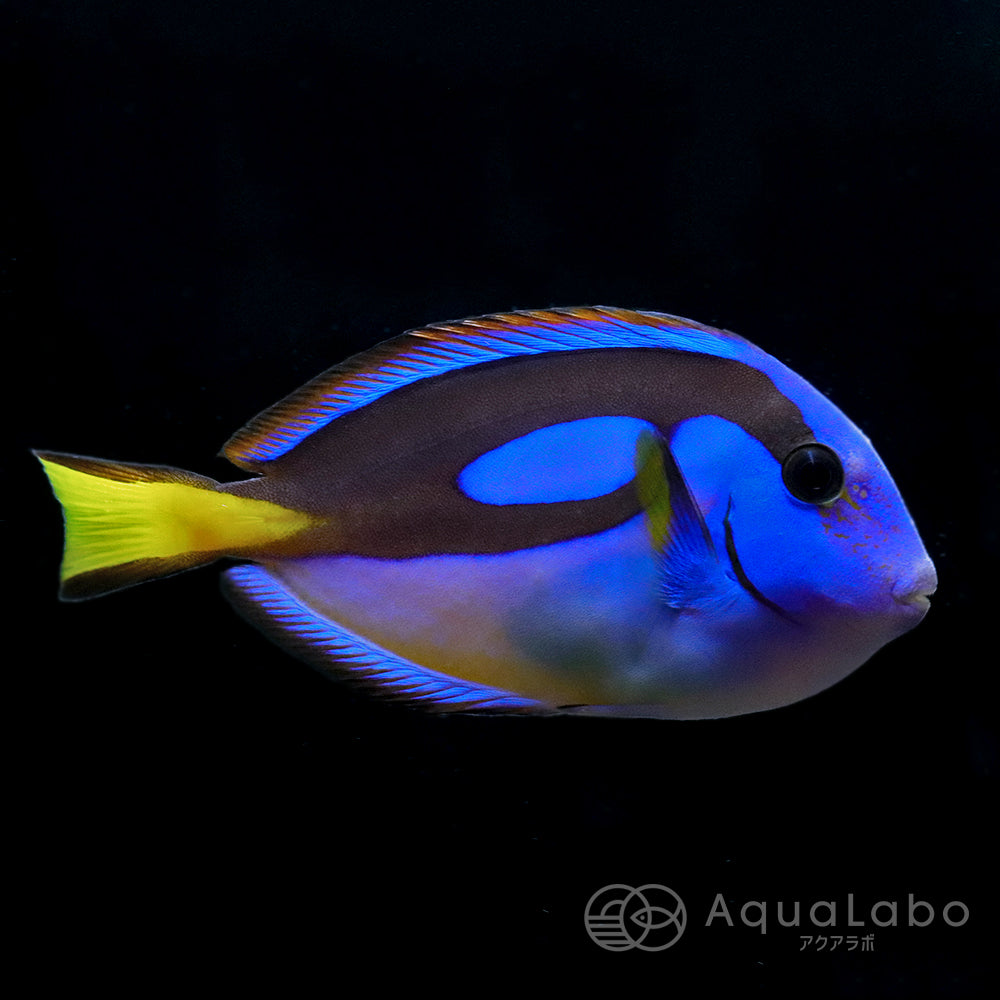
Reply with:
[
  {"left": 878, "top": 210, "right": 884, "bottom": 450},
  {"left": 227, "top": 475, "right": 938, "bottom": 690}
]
[{"left": 634, "top": 430, "right": 719, "bottom": 609}]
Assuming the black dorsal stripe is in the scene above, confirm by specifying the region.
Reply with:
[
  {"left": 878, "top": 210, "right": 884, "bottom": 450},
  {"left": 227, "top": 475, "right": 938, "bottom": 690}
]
[{"left": 225, "top": 347, "right": 814, "bottom": 559}]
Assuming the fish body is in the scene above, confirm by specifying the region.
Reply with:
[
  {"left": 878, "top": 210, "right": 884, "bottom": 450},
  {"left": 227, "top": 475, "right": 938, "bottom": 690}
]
[{"left": 36, "top": 307, "right": 936, "bottom": 718}]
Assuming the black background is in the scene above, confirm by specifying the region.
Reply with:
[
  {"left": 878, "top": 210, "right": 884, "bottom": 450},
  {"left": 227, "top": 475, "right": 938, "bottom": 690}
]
[{"left": 6, "top": 1, "right": 997, "bottom": 993}]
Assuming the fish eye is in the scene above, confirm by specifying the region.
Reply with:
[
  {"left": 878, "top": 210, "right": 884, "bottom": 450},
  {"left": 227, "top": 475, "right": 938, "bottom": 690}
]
[{"left": 781, "top": 443, "right": 844, "bottom": 505}]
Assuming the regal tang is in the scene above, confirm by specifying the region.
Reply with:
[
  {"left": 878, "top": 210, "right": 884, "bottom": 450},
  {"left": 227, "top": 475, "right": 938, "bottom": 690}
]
[{"left": 36, "top": 307, "right": 936, "bottom": 718}]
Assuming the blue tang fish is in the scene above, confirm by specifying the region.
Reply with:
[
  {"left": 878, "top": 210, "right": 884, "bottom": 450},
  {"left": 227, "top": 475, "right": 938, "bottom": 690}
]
[{"left": 36, "top": 307, "right": 936, "bottom": 718}]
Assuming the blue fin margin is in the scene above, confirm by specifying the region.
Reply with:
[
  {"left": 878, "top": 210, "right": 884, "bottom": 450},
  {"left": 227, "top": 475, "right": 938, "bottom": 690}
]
[
  {"left": 223, "top": 307, "right": 751, "bottom": 468},
  {"left": 221, "top": 564, "right": 545, "bottom": 713}
]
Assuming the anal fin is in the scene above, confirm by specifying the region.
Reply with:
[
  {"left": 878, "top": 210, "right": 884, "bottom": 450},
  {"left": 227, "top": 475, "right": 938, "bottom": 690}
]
[{"left": 221, "top": 564, "right": 545, "bottom": 713}]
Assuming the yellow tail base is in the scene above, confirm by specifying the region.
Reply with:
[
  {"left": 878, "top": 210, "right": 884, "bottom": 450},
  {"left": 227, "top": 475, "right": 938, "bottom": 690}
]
[{"left": 35, "top": 451, "right": 315, "bottom": 599}]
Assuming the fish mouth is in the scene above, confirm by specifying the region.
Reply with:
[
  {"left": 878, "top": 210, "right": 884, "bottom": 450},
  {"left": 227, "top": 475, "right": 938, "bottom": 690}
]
[
  {"left": 894, "top": 591, "right": 932, "bottom": 610},
  {"left": 892, "top": 589, "right": 933, "bottom": 623},
  {"left": 891, "top": 563, "right": 937, "bottom": 616}
]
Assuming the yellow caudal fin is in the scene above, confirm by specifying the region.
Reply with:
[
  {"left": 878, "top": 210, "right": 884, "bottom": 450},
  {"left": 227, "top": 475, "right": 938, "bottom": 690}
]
[{"left": 34, "top": 450, "right": 315, "bottom": 600}]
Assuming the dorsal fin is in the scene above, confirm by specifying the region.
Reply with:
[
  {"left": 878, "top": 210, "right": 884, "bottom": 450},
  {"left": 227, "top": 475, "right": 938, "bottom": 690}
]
[{"left": 222, "top": 306, "right": 746, "bottom": 469}]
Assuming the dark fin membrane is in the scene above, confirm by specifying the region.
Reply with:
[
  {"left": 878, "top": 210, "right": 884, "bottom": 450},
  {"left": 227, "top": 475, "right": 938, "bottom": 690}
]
[
  {"left": 60, "top": 554, "right": 218, "bottom": 601},
  {"left": 220, "top": 564, "right": 547, "bottom": 713}
]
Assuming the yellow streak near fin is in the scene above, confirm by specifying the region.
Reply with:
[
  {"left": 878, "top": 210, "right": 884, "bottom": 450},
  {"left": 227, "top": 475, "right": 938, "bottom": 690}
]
[
  {"left": 37, "top": 455, "right": 314, "bottom": 583},
  {"left": 634, "top": 430, "right": 672, "bottom": 552}
]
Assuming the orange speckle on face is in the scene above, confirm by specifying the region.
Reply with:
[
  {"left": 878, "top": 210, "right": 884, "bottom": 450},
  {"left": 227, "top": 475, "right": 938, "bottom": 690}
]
[{"left": 840, "top": 486, "right": 862, "bottom": 512}]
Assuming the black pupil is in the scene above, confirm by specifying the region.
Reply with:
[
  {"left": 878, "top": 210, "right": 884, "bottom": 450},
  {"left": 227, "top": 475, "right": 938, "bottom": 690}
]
[{"left": 782, "top": 444, "right": 844, "bottom": 504}]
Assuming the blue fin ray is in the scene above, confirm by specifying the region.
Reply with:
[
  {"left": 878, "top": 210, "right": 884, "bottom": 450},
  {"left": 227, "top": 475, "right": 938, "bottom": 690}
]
[
  {"left": 634, "top": 430, "right": 721, "bottom": 610},
  {"left": 221, "top": 564, "right": 543, "bottom": 712},
  {"left": 222, "top": 307, "right": 749, "bottom": 468}
]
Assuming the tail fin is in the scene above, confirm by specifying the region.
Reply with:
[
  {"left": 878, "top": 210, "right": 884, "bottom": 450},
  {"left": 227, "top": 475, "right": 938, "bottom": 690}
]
[{"left": 34, "top": 451, "right": 315, "bottom": 600}]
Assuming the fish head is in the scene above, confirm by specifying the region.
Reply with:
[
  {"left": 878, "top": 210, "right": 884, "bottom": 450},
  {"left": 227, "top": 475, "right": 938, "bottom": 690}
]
[{"left": 669, "top": 371, "right": 935, "bottom": 687}]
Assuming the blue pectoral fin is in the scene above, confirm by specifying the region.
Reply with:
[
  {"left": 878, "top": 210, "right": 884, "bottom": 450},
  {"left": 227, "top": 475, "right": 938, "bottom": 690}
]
[
  {"left": 221, "top": 564, "right": 545, "bottom": 713},
  {"left": 634, "top": 430, "right": 719, "bottom": 609}
]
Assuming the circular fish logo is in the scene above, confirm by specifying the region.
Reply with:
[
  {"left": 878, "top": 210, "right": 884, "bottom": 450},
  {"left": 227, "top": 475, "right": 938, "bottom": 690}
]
[{"left": 584, "top": 884, "right": 687, "bottom": 951}]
